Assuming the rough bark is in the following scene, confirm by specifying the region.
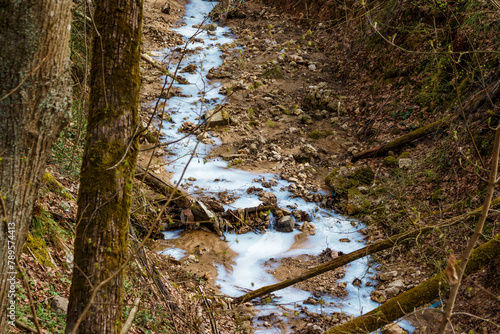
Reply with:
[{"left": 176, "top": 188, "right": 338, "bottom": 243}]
[
  {"left": 0, "top": 0, "right": 72, "bottom": 330},
  {"left": 351, "top": 116, "right": 451, "bottom": 162},
  {"left": 135, "top": 165, "right": 192, "bottom": 207},
  {"left": 326, "top": 233, "right": 500, "bottom": 334},
  {"left": 65, "top": 1, "right": 143, "bottom": 333}
]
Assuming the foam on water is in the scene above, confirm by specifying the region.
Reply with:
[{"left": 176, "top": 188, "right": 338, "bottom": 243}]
[{"left": 156, "top": 0, "right": 386, "bottom": 330}]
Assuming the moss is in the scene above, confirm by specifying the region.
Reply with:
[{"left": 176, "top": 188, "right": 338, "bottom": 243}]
[
  {"left": 400, "top": 151, "right": 411, "bottom": 158},
  {"left": 347, "top": 187, "right": 369, "bottom": 215},
  {"left": 383, "top": 156, "right": 399, "bottom": 167},
  {"left": 25, "top": 234, "right": 54, "bottom": 267},
  {"left": 325, "top": 166, "right": 374, "bottom": 196},
  {"left": 43, "top": 171, "right": 75, "bottom": 201},
  {"left": 308, "top": 129, "right": 333, "bottom": 140}
]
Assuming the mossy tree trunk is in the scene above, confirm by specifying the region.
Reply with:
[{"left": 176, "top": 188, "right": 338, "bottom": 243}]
[
  {"left": 0, "top": 0, "right": 72, "bottom": 330},
  {"left": 65, "top": 1, "right": 143, "bottom": 333}
]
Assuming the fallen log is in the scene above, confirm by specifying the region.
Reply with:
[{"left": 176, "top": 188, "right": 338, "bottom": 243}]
[
  {"left": 351, "top": 115, "right": 452, "bottom": 162},
  {"left": 140, "top": 53, "right": 189, "bottom": 84},
  {"left": 234, "top": 197, "right": 500, "bottom": 304},
  {"left": 135, "top": 164, "right": 192, "bottom": 208},
  {"left": 210, "top": 0, "right": 231, "bottom": 25},
  {"left": 325, "top": 232, "right": 500, "bottom": 334},
  {"left": 220, "top": 205, "right": 275, "bottom": 220}
]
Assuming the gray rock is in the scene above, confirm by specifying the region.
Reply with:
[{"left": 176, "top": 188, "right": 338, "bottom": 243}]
[
  {"left": 161, "top": 1, "right": 170, "bottom": 14},
  {"left": 298, "top": 113, "right": 313, "bottom": 124},
  {"left": 399, "top": 158, "right": 412, "bottom": 169},
  {"left": 205, "top": 108, "right": 230, "bottom": 127},
  {"left": 276, "top": 216, "right": 294, "bottom": 232},
  {"left": 51, "top": 296, "right": 69, "bottom": 315},
  {"left": 258, "top": 191, "right": 277, "bottom": 206},
  {"left": 379, "top": 270, "right": 398, "bottom": 281}
]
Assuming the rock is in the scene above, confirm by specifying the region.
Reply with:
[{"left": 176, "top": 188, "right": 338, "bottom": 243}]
[
  {"left": 298, "top": 113, "right": 313, "bottom": 124},
  {"left": 51, "top": 296, "right": 69, "bottom": 315},
  {"left": 339, "top": 238, "right": 351, "bottom": 242},
  {"left": 371, "top": 290, "right": 387, "bottom": 303},
  {"left": 388, "top": 279, "right": 405, "bottom": 288},
  {"left": 299, "top": 221, "right": 316, "bottom": 235},
  {"left": 325, "top": 166, "right": 375, "bottom": 196},
  {"left": 276, "top": 216, "right": 294, "bottom": 232},
  {"left": 180, "top": 63, "right": 197, "bottom": 73},
  {"left": 300, "top": 144, "right": 317, "bottom": 155},
  {"left": 384, "top": 286, "right": 400, "bottom": 297},
  {"left": 205, "top": 108, "right": 230, "bottom": 127},
  {"left": 352, "top": 278, "right": 362, "bottom": 287},
  {"left": 399, "top": 158, "right": 412, "bottom": 169},
  {"left": 161, "top": 1, "right": 170, "bottom": 14},
  {"left": 347, "top": 187, "right": 369, "bottom": 215},
  {"left": 258, "top": 191, "right": 277, "bottom": 206},
  {"left": 185, "top": 254, "right": 199, "bottom": 263},
  {"left": 382, "top": 323, "right": 405, "bottom": 334},
  {"left": 179, "top": 121, "right": 196, "bottom": 133},
  {"left": 260, "top": 65, "right": 285, "bottom": 80},
  {"left": 379, "top": 270, "right": 398, "bottom": 281},
  {"left": 308, "top": 64, "right": 317, "bottom": 71},
  {"left": 303, "top": 296, "right": 318, "bottom": 305}
]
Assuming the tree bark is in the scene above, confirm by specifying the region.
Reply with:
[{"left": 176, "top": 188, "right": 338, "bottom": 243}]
[
  {"left": 351, "top": 116, "right": 451, "bottom": 162},
  {"left": 0, "top": 0, "right": 72, "bottom": 330},
  {"left": 325, "top": 232, "right": 500, "bottom": 334},
  {"left": 65, "top": 1, "right": 143, "bottom": 333}
]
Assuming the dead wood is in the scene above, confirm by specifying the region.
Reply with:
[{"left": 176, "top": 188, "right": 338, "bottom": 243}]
[
  {"left": 325, "top": 232, "right": 500, "bottom": 334},
  {"left": 140, "top": 53, "right": 189, "bottom": 84},
  {"left": 351, "top": 116, "right": 452, "bottom": 162},
  {"left": 234, "top": 197, "right": 500, "bottom": 304},
  {"left": 220, "top": 205, "right": 275, "bottom": 220},
  {"left": 135, "top": 164, "right": 193, "bottom": 208}
]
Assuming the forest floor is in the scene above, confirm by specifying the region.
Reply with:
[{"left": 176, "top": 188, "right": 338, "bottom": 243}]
[{"left": 13, "top": 0, "right": 499, "bottom": 333}]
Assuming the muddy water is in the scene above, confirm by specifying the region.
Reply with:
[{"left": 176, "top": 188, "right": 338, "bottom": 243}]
[{"left": 155, "top": 0, "right": 381, "bottom": 332}]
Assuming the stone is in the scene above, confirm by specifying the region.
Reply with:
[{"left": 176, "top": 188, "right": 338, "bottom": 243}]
[
  {"left": 180, "top": 63, "right": 197, "bottom": 73},
  {"left": 298, "top": 113, "right": 313, "bottom": 124},
  {"left": 298, "top": 221, "right": 316, "bottom": 235},
  {"left": 276, "top": 216, "right": 294, "bottom": 232},
  {"left": 325, "top": 166, "right": 374, "bottom": 196},
  {"left": 308, "top": 64, "right": 317, "bottom": 71},
  {"left": 370, "top": 290, "right": 387, "bottom": 303},
  {"left": 258, "top": 191, "right": 277, "bottom": 206},
  {"left": 51, "top": 296, "right": 69, "bottom": 315},
  {"left": 399, "top": 158, "right": 412, "bottom": 169},
  {"left": 205, "top": 108, "right": 230, "bottom": 127},
  {"left": 379, "top": 270, "right": 398, "bottom": 281},
  {"left": 347, "top": 187, "right": 369, "bottom": 215},
  {"left": 384, "top": 286, "right": 400, "bottom": 297},
  {"left": 161, "top": 1, "right": 170, "bottom": 14},
  {"left": 382, "top": 323, "right": 405, "bottom": 334}
]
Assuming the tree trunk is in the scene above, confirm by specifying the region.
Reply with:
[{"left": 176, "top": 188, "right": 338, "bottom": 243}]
[
  {"left": 65, "top": 1, "right": 143, "bottom": 333},
  {"left": 0, "top": 0, "right": 72, "bottom": 330}
]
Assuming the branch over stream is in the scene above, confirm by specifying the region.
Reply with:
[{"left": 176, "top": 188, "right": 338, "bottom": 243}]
[
  {"left": 234, "top": 197, "right": 500, "bottom": 304},
  {"left": 326, "top": 232, "right": 500, "bottom": 334}
]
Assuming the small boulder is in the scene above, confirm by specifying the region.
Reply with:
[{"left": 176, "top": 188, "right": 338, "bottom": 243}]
[
  {"left": 51, "top": 296, "right": 69, "bottom": 315},
  {"left": 276, "top": 216, "right": 294, "bottom": 232}
]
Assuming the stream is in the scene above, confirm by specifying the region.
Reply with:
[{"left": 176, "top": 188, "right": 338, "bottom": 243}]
[{"left": 151, "top": 0, "right": 395, "bottom": 332}]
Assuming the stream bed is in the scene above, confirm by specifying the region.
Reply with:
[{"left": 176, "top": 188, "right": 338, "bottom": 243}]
[{"left": 152, "top": 0, "right": 385, "bottom": 332}]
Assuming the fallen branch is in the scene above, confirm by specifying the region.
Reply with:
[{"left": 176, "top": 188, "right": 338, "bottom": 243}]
[
  {"left": 135, "top": 164, "right": 192, "bottom": 208},
  {"left": 120, "top": 297, "right": 141, "bottom": 334},
  {"left": 220, "top": 205, "right": 275, "bottom": 220},
  {"left": 325, "top": 232, "right": 500, "bottom": 334},
  {"left": 351, "top": 116, "right": 452, "bottom": 162},
  {"left": 140, "top": 53, "right": 189, "bottom": 84},
  {"left": 234, "top": 197, "right": 500, "bottom": 304}
]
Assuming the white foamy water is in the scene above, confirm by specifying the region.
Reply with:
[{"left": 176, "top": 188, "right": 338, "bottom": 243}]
[{"left": 153, "top": 0, "right": 399, "bottom": 332}]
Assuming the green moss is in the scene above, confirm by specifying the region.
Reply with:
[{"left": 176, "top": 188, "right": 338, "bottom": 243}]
[
  {"left": 25, "top": 234, "right": 54, "bottom": 267},
  {"left": 308, "top": 130, "right": 333, "bottom": 139},
  {"left": 383, "top": 156, "right": 399, "bottom": 167},
  {"left": 325, "top": 166, "right": 374, "bottom": 196},
  {"left": 347, "top": 187, "right": 370, "bottom": 215},
  {"left": 400, "top": 151, "right": 411, "bottom": 158}
]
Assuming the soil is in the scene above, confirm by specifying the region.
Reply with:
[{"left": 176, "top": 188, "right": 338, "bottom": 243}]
[
  {"left": 136, "top": 0, "right": 500, "bottom": 333},
  {"left": 15, "top": 0, "right": 499, "bottom": 333}
]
